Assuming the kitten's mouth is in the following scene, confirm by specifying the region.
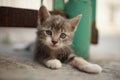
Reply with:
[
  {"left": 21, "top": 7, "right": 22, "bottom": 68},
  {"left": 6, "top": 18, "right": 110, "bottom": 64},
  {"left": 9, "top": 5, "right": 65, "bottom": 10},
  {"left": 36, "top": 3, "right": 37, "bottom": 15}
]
[
  {"left": 51, "top": 44, "right": 57, "bottom": 47},
  {"left": 49, "top": 44, "right": 58, "bottom": 49}
]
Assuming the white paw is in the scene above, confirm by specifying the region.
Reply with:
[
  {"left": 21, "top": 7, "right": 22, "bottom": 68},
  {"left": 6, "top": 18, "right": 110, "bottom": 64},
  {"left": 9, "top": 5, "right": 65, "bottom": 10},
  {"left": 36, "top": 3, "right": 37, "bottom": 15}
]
[
  {"left": 45, "top": 59, "right": 62, "bottom": 69},
  {"left": 83, "top": 63, "right": 102, "bottom": 74}
]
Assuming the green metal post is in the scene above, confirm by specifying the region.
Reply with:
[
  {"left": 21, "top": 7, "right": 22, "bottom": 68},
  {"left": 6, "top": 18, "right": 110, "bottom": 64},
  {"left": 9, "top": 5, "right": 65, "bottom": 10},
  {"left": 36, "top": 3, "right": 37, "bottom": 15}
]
[
  {"left": 54, "top": 0, "right": 64, "bottom": 10},
  {"left": 64, "top": 0, "right": 92, "bottom": 59}
]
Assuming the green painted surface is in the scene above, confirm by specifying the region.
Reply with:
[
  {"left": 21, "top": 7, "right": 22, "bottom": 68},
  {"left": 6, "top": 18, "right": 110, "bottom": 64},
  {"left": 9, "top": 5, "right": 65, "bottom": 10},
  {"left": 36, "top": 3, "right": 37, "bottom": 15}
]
[
  {"left": 64, "top": 0, "right": 92, "bottom": 59},
  {"left": 54, "top": 0, "right": 64, "bottom": 10},
  {"left": 91, "top": 0, "right": 96, "bottom": 22}
]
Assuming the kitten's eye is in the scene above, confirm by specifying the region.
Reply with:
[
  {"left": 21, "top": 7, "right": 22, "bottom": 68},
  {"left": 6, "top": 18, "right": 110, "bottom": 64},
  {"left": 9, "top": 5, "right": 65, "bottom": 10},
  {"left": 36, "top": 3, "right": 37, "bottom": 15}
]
[
  {"left": 60, "top": 33, "right": 67, "bottom": 39},
  {"left": 46, "top": 30, "right": 52, "bottom": 35}
]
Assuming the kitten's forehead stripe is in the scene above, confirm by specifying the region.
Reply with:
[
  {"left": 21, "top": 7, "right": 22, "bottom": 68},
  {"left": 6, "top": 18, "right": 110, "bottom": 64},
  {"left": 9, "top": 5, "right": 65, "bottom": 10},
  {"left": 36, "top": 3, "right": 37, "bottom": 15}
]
[
  {"left": 55, "top": 18, "right": 61, "bottom": 25},
  {"left": 50, "top": 16, "right": 67, "bottom": 33}
]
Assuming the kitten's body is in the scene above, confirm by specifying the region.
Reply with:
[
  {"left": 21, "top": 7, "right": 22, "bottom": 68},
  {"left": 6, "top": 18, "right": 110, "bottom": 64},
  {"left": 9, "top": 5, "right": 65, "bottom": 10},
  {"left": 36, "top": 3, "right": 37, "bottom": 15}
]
[
  {"left": 34, "top": 6, "right": 102, "bottom": 73},
  {"left": 35, "top": 40, "right": 72, "bottom": 63}
]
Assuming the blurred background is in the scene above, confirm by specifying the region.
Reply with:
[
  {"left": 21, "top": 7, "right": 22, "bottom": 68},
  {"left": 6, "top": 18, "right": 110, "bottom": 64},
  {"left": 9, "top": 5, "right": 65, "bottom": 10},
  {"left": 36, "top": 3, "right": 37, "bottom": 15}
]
[
  {"left": 0, "top": 0, "right": 120, "bottom": 60},
  {"left": 0, "top": 0, "right": 120, "bottom": 80}
]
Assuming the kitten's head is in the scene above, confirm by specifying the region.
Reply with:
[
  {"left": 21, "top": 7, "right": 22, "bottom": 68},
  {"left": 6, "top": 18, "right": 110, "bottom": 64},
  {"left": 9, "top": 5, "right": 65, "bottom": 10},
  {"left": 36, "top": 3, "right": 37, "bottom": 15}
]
[{"left": 37, "top": 6, "right": 82, "bottom": 49}]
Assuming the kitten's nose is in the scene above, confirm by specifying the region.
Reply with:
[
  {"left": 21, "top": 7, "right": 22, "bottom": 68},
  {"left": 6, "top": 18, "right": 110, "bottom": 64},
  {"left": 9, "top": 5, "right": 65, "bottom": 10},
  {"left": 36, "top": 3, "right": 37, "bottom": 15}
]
[{"left": 52, "top": 40, "right": 58, "bottom": 45}]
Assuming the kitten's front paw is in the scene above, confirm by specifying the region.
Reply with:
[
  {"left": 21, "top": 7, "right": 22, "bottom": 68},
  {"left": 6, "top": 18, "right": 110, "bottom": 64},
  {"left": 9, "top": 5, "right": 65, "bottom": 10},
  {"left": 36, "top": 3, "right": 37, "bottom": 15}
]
[
  {"left": 83, "top": 63, "right": 102, "bottom": 74},
  {"left": 45, "top": 59, "right": 62, "bottom": 69}
]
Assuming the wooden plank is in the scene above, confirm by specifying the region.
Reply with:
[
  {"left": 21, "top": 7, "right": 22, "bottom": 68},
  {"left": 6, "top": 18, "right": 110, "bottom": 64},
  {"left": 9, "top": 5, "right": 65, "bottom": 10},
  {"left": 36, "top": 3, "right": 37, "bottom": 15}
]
[{"left": 0, "top": 7, "right": 38, "bottom": 28}]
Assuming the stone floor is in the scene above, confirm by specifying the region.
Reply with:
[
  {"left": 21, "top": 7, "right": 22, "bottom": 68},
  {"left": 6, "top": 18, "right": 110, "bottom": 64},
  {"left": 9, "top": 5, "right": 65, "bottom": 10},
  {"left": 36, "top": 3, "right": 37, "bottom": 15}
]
[{"left": 0, "top": 36, "right": 120, "bottom": 80}]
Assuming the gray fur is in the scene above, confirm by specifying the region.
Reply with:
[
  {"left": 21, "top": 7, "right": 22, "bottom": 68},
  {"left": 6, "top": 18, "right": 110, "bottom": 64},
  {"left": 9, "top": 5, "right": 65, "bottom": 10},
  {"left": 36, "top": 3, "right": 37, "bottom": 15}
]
[{"left": 34, "top": 6, "right": 81, "bottom": 64}]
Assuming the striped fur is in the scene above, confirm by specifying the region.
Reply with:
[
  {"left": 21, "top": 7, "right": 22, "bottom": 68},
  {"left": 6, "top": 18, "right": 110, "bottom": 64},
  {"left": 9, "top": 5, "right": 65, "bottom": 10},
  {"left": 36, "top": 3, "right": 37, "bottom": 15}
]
[{"left": 34, "top": 6, "right": 102, "bottom": 73}]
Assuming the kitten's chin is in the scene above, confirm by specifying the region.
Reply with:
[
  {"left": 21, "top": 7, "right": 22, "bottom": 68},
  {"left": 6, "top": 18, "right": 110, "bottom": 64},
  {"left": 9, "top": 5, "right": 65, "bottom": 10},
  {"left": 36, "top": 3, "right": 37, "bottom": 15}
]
[
  {"left": 48, "top": 43, "right": 64, "bottom": 49},
  {"left": 49, "top": 45, "right": 59, "bottom": 49}
]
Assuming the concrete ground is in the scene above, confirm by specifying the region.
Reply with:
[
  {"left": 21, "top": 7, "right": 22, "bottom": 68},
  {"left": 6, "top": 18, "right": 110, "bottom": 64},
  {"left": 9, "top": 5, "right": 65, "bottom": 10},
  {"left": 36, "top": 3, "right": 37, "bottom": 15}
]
[{"left": 0, "top": 36, "right": 120, "bottom": 80}]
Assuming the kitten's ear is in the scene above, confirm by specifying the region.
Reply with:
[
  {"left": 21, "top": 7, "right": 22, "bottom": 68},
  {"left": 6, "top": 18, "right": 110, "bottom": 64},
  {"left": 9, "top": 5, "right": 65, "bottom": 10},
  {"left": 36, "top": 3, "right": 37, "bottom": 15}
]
[
  {"left": 38, "top": 5, "right": 51, "bottom": 24},
  {"left": 69, "top": 14, "right": 82, "bottom": 32}
]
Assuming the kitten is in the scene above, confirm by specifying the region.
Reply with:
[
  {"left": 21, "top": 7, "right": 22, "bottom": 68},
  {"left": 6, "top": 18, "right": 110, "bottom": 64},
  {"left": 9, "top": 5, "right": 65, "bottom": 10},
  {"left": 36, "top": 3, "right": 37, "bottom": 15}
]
[{"left": 34, "top": 6, "right": 102, "bottom": 74}]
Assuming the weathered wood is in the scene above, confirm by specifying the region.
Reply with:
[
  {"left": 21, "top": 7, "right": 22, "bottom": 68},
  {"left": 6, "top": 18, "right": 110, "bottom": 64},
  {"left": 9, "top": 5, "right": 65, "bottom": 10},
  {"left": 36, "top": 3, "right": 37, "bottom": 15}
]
[{"left": 0, "top": 7, "right": 38, "bottom": 28}]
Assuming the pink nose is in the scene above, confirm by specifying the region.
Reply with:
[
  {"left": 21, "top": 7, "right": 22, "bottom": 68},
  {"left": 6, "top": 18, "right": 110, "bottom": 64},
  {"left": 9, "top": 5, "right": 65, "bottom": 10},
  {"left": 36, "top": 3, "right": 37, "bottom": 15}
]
[{"left": 52, "top": 40, "right": 58, "bottom": 45}]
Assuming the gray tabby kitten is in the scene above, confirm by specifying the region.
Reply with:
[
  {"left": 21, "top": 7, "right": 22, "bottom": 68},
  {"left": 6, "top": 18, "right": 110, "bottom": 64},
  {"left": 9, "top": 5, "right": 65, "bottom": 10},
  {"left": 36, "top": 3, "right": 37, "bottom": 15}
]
[{"left": 34, "top": 6, "right": 102, "bottom": 74}]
